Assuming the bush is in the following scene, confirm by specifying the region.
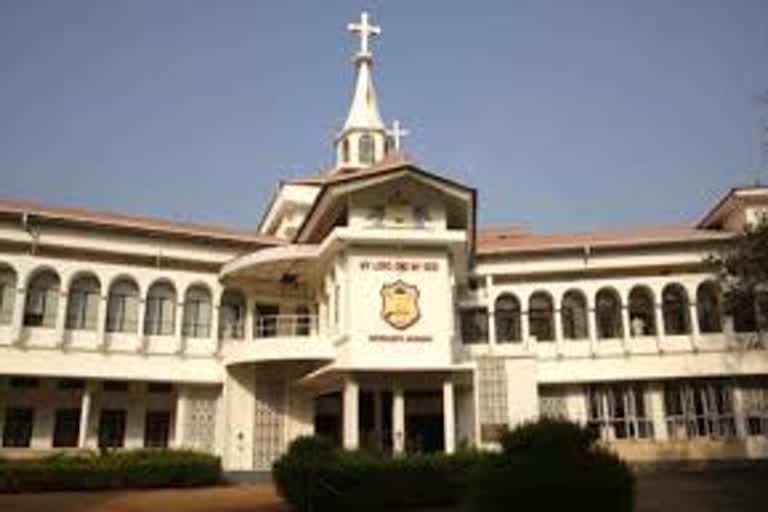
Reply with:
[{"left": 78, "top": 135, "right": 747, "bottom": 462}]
[
  {"left": 468, "top": 419, "right": 635, "bottom": 512},
  {"left": 273, "top": 436, "right": 483, "bottom": 511},
  {"left": 0, "top": 449, "right": 221, "bottom": 493}
]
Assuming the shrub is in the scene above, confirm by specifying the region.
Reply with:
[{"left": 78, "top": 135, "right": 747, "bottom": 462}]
[
  {"left": 0, "top": 449, "right": 221, "bottom": 493},
  {"left": 273, "top": 436, "right": 484, "bottom": 512},
  {"left": 468, "top": 419, "right": 635, "bottom": 512}
]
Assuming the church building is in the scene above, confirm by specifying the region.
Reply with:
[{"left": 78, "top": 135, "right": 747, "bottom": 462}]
[{"left": 1, "top": 12, "right": 767, "bottom": 471}]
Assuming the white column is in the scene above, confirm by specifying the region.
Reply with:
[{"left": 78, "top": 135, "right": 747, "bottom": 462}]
[
  {"left": 587, "top": 304, "right": 598, "bottom": 356},
  {"left": 443, "top": 380, "right": 456, "bottom": 454},
  {"left": 55, "top": 289, "right": 68, "bottom": 345},
  {"left": 174, "top": 300, "right": 185, "bottom": 354},
  {"left": 554, "top": 307, "right": 564, "bottom": 356},
  {"left": 174, "top": 385, "right": 188, "bottom": 448},
  {"left": 244, "top": 295, "right": 255, "bottom": 340},
  {"left": 732, "top": 386, "right": 748, "bottom": 438},
  {"left": 11, "top": 286, "right": 26, "bottom": 344},
  {"left": 688, "top": 303, "right": 700, "bottom": 351},
  {"left": 521, "top": 311, "right": 531, "bottom": 352},
  {"left": 342, "top": 377, "right": 359, "bottom": 450},
  {"left": 373, "top": 390, "right": 383, "bottom": 451},
  {"left": 486, "top": 277, "right": 497, "bottom": 347},
  {"left": 654, "top": 304, "right": 665, "bottom": 351},
  {"left": 647, "top": 384, "right": 668, "bottom": 441},
  {"left": 96, "top": 294, "right": 108, "bottom": 348},
  {"left": 621, "top": 305, "right": 631, "bottom": 354},
  {"left": 392, "top": 386, "right": 405, "bottom": 454},
  {"left": 211, "top": 303, "right": 221, "bottom": 354},
  {"left": 78, "top": 380, "right": 94, "bottom": 448}
]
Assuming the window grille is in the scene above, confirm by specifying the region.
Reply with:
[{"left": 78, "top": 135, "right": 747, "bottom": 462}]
[
  {"left": 586, "top": 384, "right": 654, "bottom": 440},
  {"left": 664, "top": 380, "right": 736, "bottom": 439}
]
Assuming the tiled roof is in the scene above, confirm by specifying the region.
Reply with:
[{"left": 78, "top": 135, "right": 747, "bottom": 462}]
[
  {"left": 287, "top": 151, "right": 415, "bottom": 186},
  {"left": 0, "top": 198, "right": 284, "bottom": 246},
  {"left": 476, "top": 224, "right": 733, "bottom": 255}
]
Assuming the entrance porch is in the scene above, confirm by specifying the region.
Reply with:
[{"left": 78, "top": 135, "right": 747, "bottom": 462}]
[{"left": 307, "top": 370, "right": 475, "bottom": 455}]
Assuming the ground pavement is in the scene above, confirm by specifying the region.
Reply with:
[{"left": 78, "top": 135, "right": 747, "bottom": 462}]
[{"left": 0, "top": 469, "right": 766, "bottom": 511}]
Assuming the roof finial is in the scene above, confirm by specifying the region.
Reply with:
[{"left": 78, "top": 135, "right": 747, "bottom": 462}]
[
  {"left": 388, "top": 120, "right": 410, "bottom": 152},
  {"left": 348, "top": 11, "right": 381, "bottom": 59}
]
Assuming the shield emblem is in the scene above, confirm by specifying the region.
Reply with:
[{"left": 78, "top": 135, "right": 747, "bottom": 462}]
[{"left": 380, "top": 280, "right": 420, "bottom": 330}]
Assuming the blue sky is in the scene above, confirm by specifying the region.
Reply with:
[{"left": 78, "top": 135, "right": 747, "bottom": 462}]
[{"left": 1, "top": 1, "right": 767, "bottom": 233}]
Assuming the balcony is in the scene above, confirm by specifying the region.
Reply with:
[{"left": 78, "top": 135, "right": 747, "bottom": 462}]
[{"left": 221, "top": 314, "right": 335, "bottom": 366}]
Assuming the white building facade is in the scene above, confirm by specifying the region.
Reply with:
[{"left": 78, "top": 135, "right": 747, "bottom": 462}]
[{"left": 1, "top": 13, "right": 768, "bottom": 470}]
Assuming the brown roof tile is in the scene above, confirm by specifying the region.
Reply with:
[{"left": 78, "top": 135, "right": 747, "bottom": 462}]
[
  {"left": 477, "top": 224, "right": 733, "bottom": 255},
  {"left": 0, "top": 198, "right": 284, "bottom": 246}
]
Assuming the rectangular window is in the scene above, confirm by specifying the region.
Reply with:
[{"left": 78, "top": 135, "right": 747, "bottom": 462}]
[
  {"left": 147, "top": 382, "right": 173, "bottom": 394},
  {"left": 10, "top": 377, "right": 39, "bottom": 389},
  {"left": 2, "top": 407, "right": 34, "bottom": 447},
  {"left": 103, "top": 381, "right": 129, "bottom": 393},
  {"left": 254, "top": 304, "right": 280, "bottom": 338},
  {"left": 57, "top": 378, "right": 85, "bottom": 390},
  {"left": 664, "top": 380, "right": 736, "bottom": 439},
  {"left": 98, "top": 409, "right": 126, "bottom": 448},
  {"left": 460, "top": 307, "right": 489, "bottom": 344},
  {"left": 52, "top": 408, "right": 81, "bottom": 447},
  {"left": 144, "top": 410, "right": 171, "bottom": 448},
  {"left": 586, "top": 384, "right": 654, "bottom": 440},
  {"left": 742, "top": 377, "right": 768, "bottom": 437}
]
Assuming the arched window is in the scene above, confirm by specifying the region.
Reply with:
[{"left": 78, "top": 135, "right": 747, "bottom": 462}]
[
  {"left": 106, "top": 278, "right": 140, "bottom": 333},
  {"left": 358, "top": 134, "right": 375, "bottom": 165},
  {"left": 182, "top": 285, "right": 212, "bottom": 338},
  {"left": 144, "top": 281, "right": 177, "bottom": 336},
  {"left": 295, "top": 304, "right": 311, "bottom": 336},
  {"left": 529, "top": 292, "right": 554, "bottom": 342},
  {"left": 628, "top": 286, "right": 656, "bottom": 336},
  {"left": 0, "top": 266, "right": 17, "bottom": 325},
  {"left": 341, "top": 139, "right": 350, "bottom": 163},
  {"left": 561, "top": 290, "right": 588, "bottom": 340},
  {"left": 662, "top": 284, "right": 690, "bottom": 335},
  {"left": 218, "top": 288, "right": 245, "bottom": 339},
  {"left": 24, "top": 269, "right": 60, "bottom": 328},
  {"left": 697, "top": 281, "right": 722, "bottom": 334},
  {"left": 596, "top": 288, "right": 623, "bottom": 339},
  {"left": 65, "top": 274, "right": 100, "bottom": 331},
  {"left": 495, "top": 293, "right": 521, "bottom": 343}
]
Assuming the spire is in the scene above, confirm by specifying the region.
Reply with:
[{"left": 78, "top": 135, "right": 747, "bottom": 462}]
[
  {"left": 334, "top": 12, "right": 388, "bottom": 170},
  {"left": 342, "top": 12, "right": 385, "bottom": 132}
]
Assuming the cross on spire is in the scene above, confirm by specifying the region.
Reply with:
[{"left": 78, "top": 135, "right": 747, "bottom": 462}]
[
  {"left": 348, "top": 11, "right": 381, "bottom": 57},
  {"left": 388, "top": 120, "right": 410, "bottom": 151}
]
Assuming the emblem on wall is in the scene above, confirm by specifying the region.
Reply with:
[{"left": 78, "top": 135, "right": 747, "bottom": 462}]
[{"left": 380, "top": 280, "right": 421, "bottom": 330}]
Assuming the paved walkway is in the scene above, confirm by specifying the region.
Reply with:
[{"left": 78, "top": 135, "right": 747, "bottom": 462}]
[{"left": 0, "top": 469, "right": 766, "bottom": 511}]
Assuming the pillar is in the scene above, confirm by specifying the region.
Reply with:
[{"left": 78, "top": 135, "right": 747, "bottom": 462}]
[
  {"left": 587, "top": 303, "right": 598, "bottom": 356},
  {"left": 647, "top": 384, "right": 668, "bottom": 441},
  {"left": 554, "top": 307, "right": 564, "bottom": 356},
  {"left": 443, "top": 380, "right": 456, "bottom": 454},
  {"left": 732, "top": 386, "right": 748, "bottom": 438},
  {"left": 392, "top": 386, "right": 405, "bottom": 454},
  {"left": 654, "top": 304, "right": 665, "bottom": 350},
  {"left": 78, "top": 380, "right": 94, "bottom": 448},
  {"left": 96, "top": 294, "right": 108, "bottom": 348},
  {"left": 136, "top": 297, "right": 147, "bottom": 352},
  {"left": 11, "top": 286, "right": 26, "bottom": 344},
  {"left": 174, "top": 300, "right": 185, "bottom": 354},
  {"left": 174, "top": 385, "right": 188, "bottom": 448},
  {"left": 621, "top": 304, "right": 631, "bottom": 354},
  {"left": 211, "top": 303, "right": 221, "bottom": 354},
  {"left": 54, "top": 288, "right": 68, "bottom": 346},
  {"left": 521, "top": 311, "right": 531, "bottom": 352},
  {"left": 688, "top": 302, "right": 700, "bottom": 351},
  {"left": 342, "top": 377, "right": 359, "bottom": 450}
]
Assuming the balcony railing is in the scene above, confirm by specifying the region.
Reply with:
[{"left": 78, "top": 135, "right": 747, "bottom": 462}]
[{"left": 253, "top": 314, "right": 318, "bottom": 339}]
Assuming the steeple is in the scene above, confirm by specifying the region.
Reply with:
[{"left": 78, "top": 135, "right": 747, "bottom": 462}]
[{"left": 335, "top": 12, "right": 389, "bottom": 170}]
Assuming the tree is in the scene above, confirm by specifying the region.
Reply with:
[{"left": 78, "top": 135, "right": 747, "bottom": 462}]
[{"left": 715, "top": 220, "right": 768, "bottom": 344}]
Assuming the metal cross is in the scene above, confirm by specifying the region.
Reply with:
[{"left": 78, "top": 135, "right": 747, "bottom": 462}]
[
  {"left": 388, "top": 120, "right": 410, "bottom": 151},
  {"left": 348, "top": 11, "right": 381, "bottom": 55}
]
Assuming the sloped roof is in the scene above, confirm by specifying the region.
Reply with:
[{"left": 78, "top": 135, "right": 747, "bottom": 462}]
[
  {"left": 476, "top": 224, "right": 733, "bottom": 256},
  {"left": 0, "top": 198, "right": 283, "bottom": 246}
]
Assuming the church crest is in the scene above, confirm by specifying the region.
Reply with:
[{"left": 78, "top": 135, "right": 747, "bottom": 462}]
[{"left": 380, "top": 280, "right": 420, "bottom": 330}]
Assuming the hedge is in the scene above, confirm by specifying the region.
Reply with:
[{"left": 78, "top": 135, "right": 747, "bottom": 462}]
[
  {"left": 273, "top": 437, "right": 483, "bottom": 511},
  {"left": 274, "top": 420, "right": 636, "bottom": 512},
  {"left": 467, "top": 419, "right": 636, "bottom": 512},
  {"left": 0, "top": 449, "right": 221, "bottom": 493}
]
